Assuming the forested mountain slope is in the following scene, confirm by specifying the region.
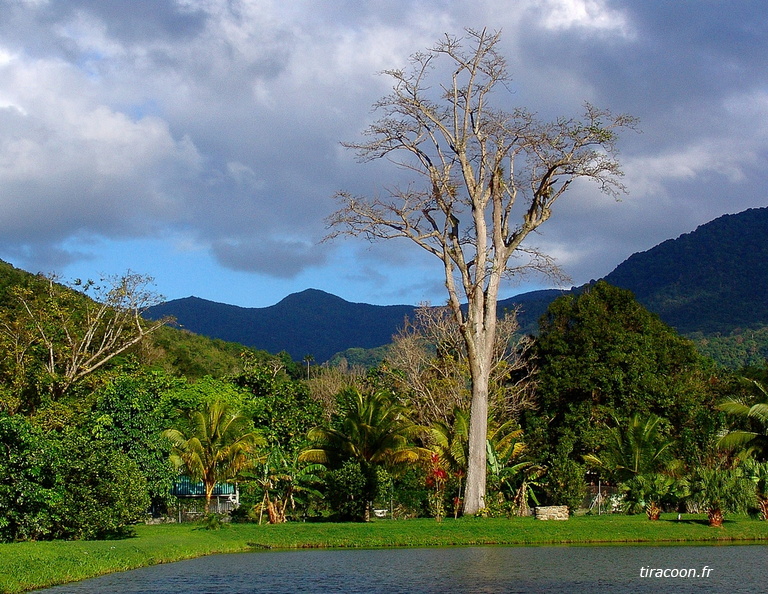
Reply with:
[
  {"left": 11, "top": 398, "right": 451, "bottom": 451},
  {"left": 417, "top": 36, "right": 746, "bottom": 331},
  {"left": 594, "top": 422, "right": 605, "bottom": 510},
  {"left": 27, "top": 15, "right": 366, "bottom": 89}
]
[
  {"left": 604, "top": 207, "right": 768, "bottom": 334},
  {"left": 147, "top": 289, "right": 415, "bottom": 362}
]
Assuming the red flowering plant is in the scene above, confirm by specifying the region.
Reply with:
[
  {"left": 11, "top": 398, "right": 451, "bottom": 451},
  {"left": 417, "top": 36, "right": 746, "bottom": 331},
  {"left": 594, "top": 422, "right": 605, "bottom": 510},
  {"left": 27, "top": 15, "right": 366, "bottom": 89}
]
[
  {"left": 426, "top": 453, "right": 448, "bottom": 521},
  {"left": 453, "top": 468, "right": 465, "bottom": 519}
]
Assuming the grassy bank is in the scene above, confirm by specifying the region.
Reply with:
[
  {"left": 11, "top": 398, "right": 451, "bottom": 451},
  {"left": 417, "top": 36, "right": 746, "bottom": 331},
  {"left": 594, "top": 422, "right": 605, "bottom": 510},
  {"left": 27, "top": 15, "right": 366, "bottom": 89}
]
[{"left": 2, "top": 514, "right": 768, "bottom": 593}]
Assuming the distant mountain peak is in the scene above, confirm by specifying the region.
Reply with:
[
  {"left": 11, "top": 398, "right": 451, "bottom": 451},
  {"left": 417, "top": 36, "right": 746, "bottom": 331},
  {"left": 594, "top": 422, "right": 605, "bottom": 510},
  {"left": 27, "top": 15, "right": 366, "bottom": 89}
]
[
  {"left": 274, "top": 288, "right": 350, "bottom": 308},
  {"left": 147, "top": 288, "right": 415, "bottom": 361},
  {"left": 603, "top": 206, "right": 768, "bottom": 334}
]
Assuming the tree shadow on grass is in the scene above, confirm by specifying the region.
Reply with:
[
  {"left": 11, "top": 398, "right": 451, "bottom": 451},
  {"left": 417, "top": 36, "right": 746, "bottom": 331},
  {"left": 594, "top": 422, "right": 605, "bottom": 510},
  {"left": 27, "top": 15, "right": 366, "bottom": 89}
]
[{"left": 659, "top": 517, "right": 738, "bottom": 526}]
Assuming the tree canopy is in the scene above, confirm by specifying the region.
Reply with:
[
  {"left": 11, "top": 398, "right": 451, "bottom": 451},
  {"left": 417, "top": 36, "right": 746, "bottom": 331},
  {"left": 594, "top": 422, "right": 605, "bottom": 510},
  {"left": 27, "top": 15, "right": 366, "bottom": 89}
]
[{"left": 529, "top": 281, "right": 720, "bottom": 469}]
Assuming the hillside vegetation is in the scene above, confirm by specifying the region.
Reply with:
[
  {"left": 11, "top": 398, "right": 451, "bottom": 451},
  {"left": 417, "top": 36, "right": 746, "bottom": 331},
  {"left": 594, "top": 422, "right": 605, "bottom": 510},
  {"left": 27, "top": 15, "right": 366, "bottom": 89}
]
[{"left": 605, "top": 207, "right": 768, "bottom": 334}]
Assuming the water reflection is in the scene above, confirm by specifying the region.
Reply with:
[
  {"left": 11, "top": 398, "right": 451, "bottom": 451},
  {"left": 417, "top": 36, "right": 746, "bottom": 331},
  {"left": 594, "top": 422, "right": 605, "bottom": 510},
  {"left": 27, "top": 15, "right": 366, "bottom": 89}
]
[{"left": 38, "top": 544, "right": 768, "bottom": 593}]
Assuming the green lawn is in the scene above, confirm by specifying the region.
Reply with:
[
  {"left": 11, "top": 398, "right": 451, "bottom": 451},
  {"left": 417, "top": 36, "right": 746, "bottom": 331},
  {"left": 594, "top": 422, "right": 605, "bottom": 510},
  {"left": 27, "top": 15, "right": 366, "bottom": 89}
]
[{"left": 2, "top": 514, "right": 768, "bottom": 593}]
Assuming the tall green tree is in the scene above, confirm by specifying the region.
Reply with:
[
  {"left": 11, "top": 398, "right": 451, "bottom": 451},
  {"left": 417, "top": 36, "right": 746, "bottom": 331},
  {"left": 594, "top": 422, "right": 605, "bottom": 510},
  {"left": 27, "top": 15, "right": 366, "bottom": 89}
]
[
  {"left": 529, "top": 281, "right": 718, "bottom": 468},
  {"left": 163, "top": 400, "right": 265, "bottom": 513},
  {"left": 90, "top": 370, "right": 182, "bottom": 510},
  {"left": 233, "top": 358, "right": 323, "bottom": 455},
  {"left": 326, "top": 29, "right": 636, "bottom": 514},
  {"left": 160, "top": 376, "right": 250, "bottom": 429}
]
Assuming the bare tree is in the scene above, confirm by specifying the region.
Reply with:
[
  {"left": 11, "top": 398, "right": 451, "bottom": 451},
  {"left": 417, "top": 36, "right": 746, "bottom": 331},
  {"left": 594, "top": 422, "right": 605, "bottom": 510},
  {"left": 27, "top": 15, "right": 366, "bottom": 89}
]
[
  {"left": 387, "top": 304, "right": 534, "bottom": 428},
  {"left": 307, "top": 360, "right": 369, "bottom": 421},
  {"left": 326, "top": 28, "right": 637, "bottom": 514},
  {"left": 387, "top": 305, "right": 468, "bottom": 426},
  {"left": 11, "top": 271, "right": 170, "bottom": 398}
]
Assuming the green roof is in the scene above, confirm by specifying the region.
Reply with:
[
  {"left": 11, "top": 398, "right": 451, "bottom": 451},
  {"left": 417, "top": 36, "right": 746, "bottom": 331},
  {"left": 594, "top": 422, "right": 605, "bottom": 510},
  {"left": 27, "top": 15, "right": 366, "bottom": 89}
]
[{"left": 171, "top": 476, "right": 237, "bottom": 497}]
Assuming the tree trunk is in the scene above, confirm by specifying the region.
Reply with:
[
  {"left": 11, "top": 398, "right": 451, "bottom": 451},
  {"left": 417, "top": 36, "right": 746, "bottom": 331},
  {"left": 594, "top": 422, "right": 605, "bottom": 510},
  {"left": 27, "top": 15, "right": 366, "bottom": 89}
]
[
  {"left": 459, "top": 281, "right": 498, "bottom": 517},
  {"left": 646, "top": 501, "right": 662, "bottom": 521},
  {"left": 463, "top": 359, "right": 491, "bottom": 515},
  {"left": 708, "top": 507, "right": 724, "bottom": 527},
  {"left": 759, "top": 498, "right": 768, "bottom": 521},
  {"left": 205, "top": 481, "right": 215, "bottom": 514},
  {"left": 267, "top": 499, "right": 280, "bottom": 524},
  {"left": 454, "top": 475, "right": 463, "bottom": 519}
]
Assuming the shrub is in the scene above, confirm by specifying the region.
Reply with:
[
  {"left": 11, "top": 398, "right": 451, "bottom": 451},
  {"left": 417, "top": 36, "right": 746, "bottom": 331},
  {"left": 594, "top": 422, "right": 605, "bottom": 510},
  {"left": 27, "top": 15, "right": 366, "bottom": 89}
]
[
  {"left": 49, "top": 434, "right": 150, "bottom": 539},
  {"left": 0, "top": 416, "right": 151, "bottom": 541},
  {"left": 325, "top": 460, "right": 377, "bottom": 521},
  {"left": 202, "top": 513, "right": 225, "bottom": 530},
  {"left": 620, "top": 473, "right": 682, "bottom": 520},
  {"left": 545, "top": 454, "right": 587, "bottom": 513},
  {"left": 0, "top": 413, "right": 59, "bottom": 542},
  {"left": 390, "top": 466, "right": 429, "bottom": 518},
  {"left": 229, "top": 505, "right": 258, "bottom": 523},
  {"left": 687, "top": 466, "right": 757, "bottom": 527}
]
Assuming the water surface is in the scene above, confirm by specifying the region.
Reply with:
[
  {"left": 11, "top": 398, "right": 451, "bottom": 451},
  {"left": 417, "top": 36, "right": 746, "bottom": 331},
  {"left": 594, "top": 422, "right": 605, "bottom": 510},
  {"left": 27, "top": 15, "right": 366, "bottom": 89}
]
[{"left": 38, "top": 544, "right": 767, "bottom": 593}]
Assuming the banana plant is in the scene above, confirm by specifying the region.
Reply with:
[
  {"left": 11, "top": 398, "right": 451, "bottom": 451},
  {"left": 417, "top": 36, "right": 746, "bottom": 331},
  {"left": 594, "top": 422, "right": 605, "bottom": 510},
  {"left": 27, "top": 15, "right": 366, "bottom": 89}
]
[
  {"left": 255, "top": 446, "right": 324, "bottom": 524},
  {"left": 485, "top": 421, "right": 541, "bottom": 515}
]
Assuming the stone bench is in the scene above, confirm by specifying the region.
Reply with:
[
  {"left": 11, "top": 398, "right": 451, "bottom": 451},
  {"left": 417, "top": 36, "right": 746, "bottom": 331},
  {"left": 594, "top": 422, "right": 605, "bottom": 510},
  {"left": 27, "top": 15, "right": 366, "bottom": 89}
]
[{"left": 535, "top": 505, "right": 569, "bottom": 520}]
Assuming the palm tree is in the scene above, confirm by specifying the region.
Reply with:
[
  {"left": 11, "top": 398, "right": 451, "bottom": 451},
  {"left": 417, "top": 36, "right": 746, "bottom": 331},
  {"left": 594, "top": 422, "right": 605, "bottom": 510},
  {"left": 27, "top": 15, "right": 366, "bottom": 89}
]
[
  {"left": 429, "top": 408, "right": 469, "bottom": 518},
  {"left": 718, "top": 380, "right": 768, "bottom": 460},
  {"left": 485, "top": 420, "right": 531, "bottom": 514},
  {"left": 486, "top": 420, "right": 526, "bottom": 473},
  {"left": 509, "top": 462, "right": 546, "bottom": 517},
  {"left": 300, "top": 389, "right": 427, "bottom": 521},
  {"left": 584, "top": 413, "right": 675, "bottom": 483},
  {"left": 300, "top": 389, "right": 426, "bottom": 468},
  {"left": 687, "top": 466, "right": 757, "bottom": 527},
  {"left": 163, "top": 400, "right": 265, "bottom": 513},
  {"left": 429, "top": 408, "right": 469, "bottom": 474},
  {"left": 303, "top": 354, "right": 314, "bottom": 381},
  {"left": 431, "top": 411, "right": 531, "bottom": 517}
]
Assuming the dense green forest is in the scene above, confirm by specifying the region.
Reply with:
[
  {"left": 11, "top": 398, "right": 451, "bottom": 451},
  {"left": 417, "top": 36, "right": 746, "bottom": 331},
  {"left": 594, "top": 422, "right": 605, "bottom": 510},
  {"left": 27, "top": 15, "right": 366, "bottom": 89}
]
[{"left": 2, "top": 260, "right": 768, "bottom": 542}]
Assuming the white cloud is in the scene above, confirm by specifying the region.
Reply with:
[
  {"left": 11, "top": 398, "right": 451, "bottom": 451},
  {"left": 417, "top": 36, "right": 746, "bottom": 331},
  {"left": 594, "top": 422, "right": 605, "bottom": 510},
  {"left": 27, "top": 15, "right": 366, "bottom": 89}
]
[
  {"left": 0, "top": 44, "right": 202, "bottom": 246},
  {"left": 535, "top": 0, "right": 633, "bottom": 35}
]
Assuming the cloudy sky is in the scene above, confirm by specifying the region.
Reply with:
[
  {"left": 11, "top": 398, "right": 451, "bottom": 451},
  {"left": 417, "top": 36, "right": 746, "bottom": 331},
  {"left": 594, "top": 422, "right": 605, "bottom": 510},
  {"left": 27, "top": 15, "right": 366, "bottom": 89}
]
[{"left": 0, "top": 0, "right": 766, "bottom": 308}]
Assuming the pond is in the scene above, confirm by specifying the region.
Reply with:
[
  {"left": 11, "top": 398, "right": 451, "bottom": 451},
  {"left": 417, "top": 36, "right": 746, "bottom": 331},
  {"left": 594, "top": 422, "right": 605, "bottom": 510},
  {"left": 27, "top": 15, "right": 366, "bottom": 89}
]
[{"left": 37, "top": 544, "right": 767, "bottom": 593}]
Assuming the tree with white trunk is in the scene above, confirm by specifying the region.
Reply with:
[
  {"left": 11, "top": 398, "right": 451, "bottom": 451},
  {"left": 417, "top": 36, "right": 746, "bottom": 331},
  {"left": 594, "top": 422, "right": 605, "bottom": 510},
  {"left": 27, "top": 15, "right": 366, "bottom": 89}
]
[{"left": 327, "top": 28, "right": 637, "bottom": 515}]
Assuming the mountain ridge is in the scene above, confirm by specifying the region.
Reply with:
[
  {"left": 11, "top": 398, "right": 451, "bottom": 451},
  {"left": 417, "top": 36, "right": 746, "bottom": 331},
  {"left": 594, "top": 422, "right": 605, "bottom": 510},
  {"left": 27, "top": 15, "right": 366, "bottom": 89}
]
[
  {"left": 147, "top": 289, "right": 415, "bottom": 362},
  {"left": 145, "top": 206, "right": 768, "bottom": 364}
]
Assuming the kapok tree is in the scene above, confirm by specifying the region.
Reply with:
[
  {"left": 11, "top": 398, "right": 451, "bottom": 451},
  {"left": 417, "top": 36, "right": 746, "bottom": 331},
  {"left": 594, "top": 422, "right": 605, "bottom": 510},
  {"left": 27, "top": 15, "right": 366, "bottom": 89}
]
[{"left": 327, "top": 28, "right": 636, "bottom": 514}]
